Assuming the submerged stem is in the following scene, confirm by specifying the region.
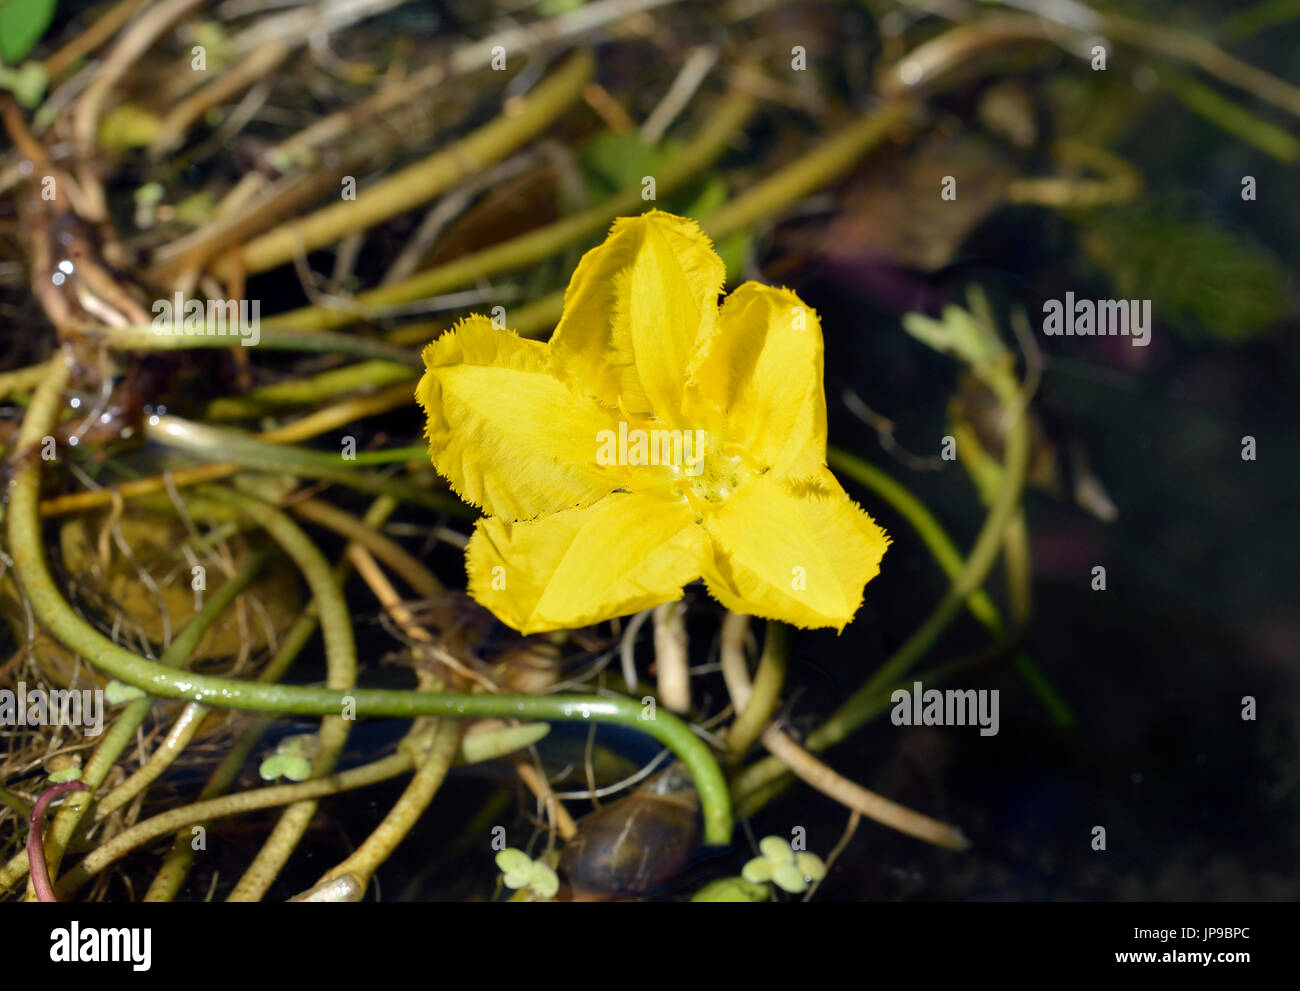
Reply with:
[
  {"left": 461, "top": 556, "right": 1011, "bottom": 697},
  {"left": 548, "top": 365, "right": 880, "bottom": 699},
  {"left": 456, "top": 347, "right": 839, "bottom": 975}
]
[{"left": 6, "top": 362, "right": 732, "bottom": 848}]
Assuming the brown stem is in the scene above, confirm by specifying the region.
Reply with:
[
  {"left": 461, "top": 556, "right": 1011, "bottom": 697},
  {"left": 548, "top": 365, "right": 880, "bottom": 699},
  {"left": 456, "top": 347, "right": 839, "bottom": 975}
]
[{"left": 28, "top": 781, "right": 90, "bottom": 903}]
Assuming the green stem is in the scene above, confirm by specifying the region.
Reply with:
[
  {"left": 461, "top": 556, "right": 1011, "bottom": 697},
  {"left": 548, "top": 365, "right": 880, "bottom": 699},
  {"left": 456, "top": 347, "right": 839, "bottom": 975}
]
[
  {"left": 193, "top": 487, "right": 358, "bottom": 902},
  {"left": 91, "top": 550, "right": 269, "bottom": 820},
  {"left": 59, "top": 753, "right": 416, "bottom": 897},
  {"left": 827, "top": 446, "right": 1004, "bottom": 634},
  {"left": 204, "top": 361, "right": 417, "bottom": 419},
  {"left": 0, "top": 785, "right": 31, "bottom": 820},
  {"left": 510, "top": 100, "right": 911, "bottom": 341},
  {"left": 143, "top": 415, "right": 465, "bottom": 515},
  {"left": 732, "top": 366, "right": 1031, "bottom": 814},
  {"left": 725, "top": 621, "right": 789, "bottom": 762},
  {"left": 143, "top": 716, "right": 273, "bottom": 901},
  {"left": 0, "top": 363, "right": 48, "bottom": 400},
  {"left": 315, "top": 717, "right": 462, "bottom": 891},
  {"left": 229, "top": 51, "right": 595, "bottom": 278},
  {"left": 6, "top": 457, "right": 280, "bottom": 897},
  {"left": 1155, "top": 65, "right": 1300, "bottom": 163},
  {"left": 7, "top": 366, "right": 731, "bottom": 847},
  {"left": 97, "top": 327, "right": 424, "bottom": 365},
  {"left": 259, "top": 88, "right": 760, "bottom": 333},
  {"left": 702, "top": 102, "right": 908, "bottom": 241},
  {"left": 144, "top": 496, "right": 400, "bottom": 900},
  {"left": 814, "top": 373, "right": 1029, "bottom": 746}
]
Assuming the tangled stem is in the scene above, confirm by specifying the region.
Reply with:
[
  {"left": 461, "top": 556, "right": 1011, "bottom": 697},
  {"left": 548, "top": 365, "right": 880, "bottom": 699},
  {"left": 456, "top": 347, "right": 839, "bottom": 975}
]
[{"left": 7, "top": 358, "right": 732, "bottom": 852}]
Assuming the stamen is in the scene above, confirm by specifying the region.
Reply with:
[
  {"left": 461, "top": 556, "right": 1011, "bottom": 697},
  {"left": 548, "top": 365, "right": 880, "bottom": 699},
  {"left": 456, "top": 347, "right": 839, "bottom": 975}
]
[
  {"left": 672, "top": 478, "right": 709, "bottom": 516},
  {"left": 721, "top": 441, "right": 766, "bottom": 472}
]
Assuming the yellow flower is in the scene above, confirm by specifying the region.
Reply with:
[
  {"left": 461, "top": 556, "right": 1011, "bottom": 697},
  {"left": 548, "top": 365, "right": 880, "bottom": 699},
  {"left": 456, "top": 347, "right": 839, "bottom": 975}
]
[{"left": 416, "top": 210, "right": 888, "bottom": 634}]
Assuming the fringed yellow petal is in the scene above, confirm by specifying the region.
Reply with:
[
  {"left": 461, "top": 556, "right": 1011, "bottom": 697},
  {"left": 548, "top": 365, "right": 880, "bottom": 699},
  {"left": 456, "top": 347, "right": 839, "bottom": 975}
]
[
  {"left": 417, "top": 315, "right": 622, "bottom": 521},
  {"left": 549, "top": 210, "right": 724, "bottom": 422},
  {"left": 688, "top": 283, "right": 827, "bottom": 482},
  {"left": 466, "top": 492, "right": 705, "bottom": 634},
  {"left": 700, "top": 471, "right": 889, "bottom": 631}
]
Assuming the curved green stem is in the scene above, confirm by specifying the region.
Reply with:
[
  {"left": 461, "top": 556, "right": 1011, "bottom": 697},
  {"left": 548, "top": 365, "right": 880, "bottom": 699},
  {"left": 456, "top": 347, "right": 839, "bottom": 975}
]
[
  {"left": 144, "top": 496, "right": 399, "bottom": 900},
  {"left": 315, "top": 717, "right": 462, "bottom": 892},
  {"left": 204, "top": 486, "right": 358, "bottom": 902},
  {"left": 6, "top": 363, "right": 731, "bottom": 847},
  {"left": 5, "top": 420, "right": 283, "bottom": 898}
]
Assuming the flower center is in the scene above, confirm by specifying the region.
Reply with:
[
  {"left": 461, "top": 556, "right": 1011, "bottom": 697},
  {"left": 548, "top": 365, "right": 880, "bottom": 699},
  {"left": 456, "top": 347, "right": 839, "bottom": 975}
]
[
  {"left": 595, "top": 414, "right": 763, "bottom": 513},
  {"left": 667, "top": 432, "right": 760, "bottom": 514}
]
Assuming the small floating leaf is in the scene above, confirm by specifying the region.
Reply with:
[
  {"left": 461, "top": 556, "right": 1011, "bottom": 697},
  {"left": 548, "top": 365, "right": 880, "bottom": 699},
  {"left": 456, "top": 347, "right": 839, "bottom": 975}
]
[
  {"left": 495, "top": 847, "right": 535, "bottom": 889},
  {"left": 258, "top": 754, "right": 288, "bottom": 781},
  {"left": 794, "top": 852, "right": 827, "bottom": 882},
  {"left": 691, "top": 877, "right": 769, "bottom": 902},
  {"left": 527, "top": 861, "right": 559, "bottom": 899},
  {"left": 458, "top": 721, "right": 550, "bottom": 765},
  {"left": 758, "top": 835, "right": 795, "bottom": 864},
  {"left": 104, "top": 680, "right": 147, "bottom": 704},
  {"left": 741, "top": 856, "right": 774, "bottom": 884},
  {"left": 771, "top": 862, "right": 807, "bottom": 894},
  {"left": 1, "top": 59, "right": 47, "bottom": 108},
  {"left": 279, "top": 755, "right": 312, "bottom": 782}
]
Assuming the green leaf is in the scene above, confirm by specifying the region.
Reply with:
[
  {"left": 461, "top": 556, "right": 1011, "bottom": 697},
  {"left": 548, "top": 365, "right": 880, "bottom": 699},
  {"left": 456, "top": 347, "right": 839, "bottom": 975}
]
[
  {"left": 0, "top": 0, "right": 58, "bottom": 66},
  {"left": 578, "top": 132, "right": 681, "bottom": 202},
  {"left": 105, "top": 680, "right": 147, "bottom": 704},
  {"left": 741, "top": 856, "right": 774, "bottom": 884},
  {"left": 0, "top": 59, "right": 46, "bottom": 107},
  {"left": 494, "top": 848, "right": 532, "bottom": 878},
  {"left": 691, "top": 877, "right": 769, "bottom": 902},
  {"left": 794, "top": 852, "right": 827, "bottom": 882},
  {"left": 258, "top": 754, "right": 288, "bottom": 781},
  {"left": 1080, "top": 197, "right": 1291, "bottom": 342},
  {"left": 280, "top": 755, "right": 312, "bottom": 782},
  {"left": 771, "top": 862, "right": 807, "bottom": 894},
  {"left": 527, "top": 861, "right": 559, "bottom": 899},
  {"left": 758, "top": 835, "right": 794, "bottom": 864}
]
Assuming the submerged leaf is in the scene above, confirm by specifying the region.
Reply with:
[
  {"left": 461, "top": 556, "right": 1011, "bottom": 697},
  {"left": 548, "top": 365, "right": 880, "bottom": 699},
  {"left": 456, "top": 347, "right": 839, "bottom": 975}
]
[{"left": 1080, "top": 198, "right": 1291, "bottom": 342}]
